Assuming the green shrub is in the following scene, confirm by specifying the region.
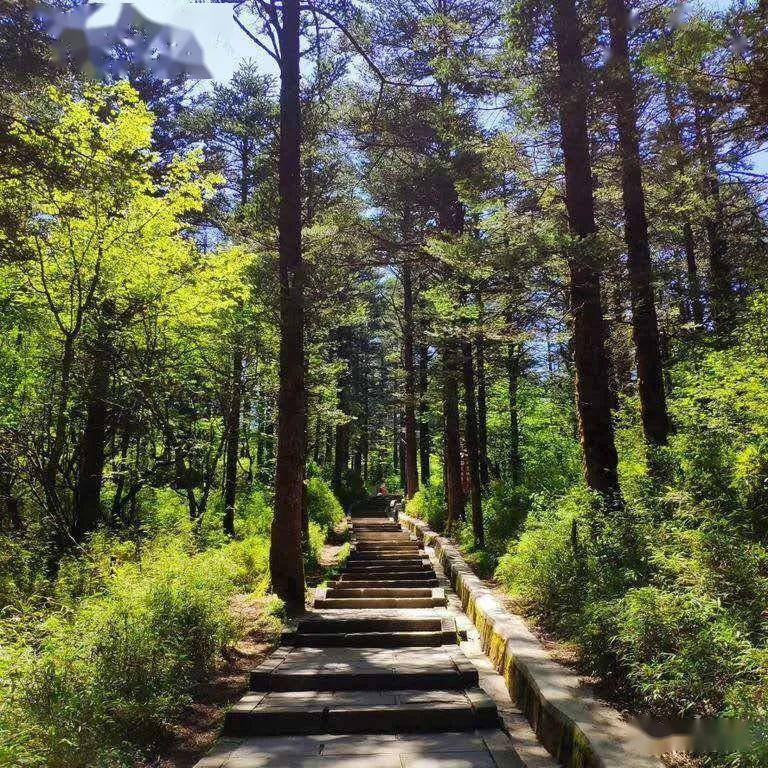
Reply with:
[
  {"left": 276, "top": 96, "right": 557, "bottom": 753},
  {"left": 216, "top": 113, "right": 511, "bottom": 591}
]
[
  {"left": 304, "top": 520, "right": 326, "bottom": 570},
  {"left": 481, "top": 480, "right": 531, "bottom": 560},
  {"left": 495, "top": 487, "right": 650, "bottom": 634},
  {"left": 405, "top": 482, "right": 445, "bottom": 531},
  {"left": 234, "top": 486, "right": 274, "bottom": 537},
  {"left": 592, "top": 587, "right": 754, "bottom": 717},
  {"left": 0, "top": 536, "right": 247, "bottom": 768},
  {"left": 306, "top": 477, "right": 344, "bottom": 533},
  {"left": 0, "top": 534, "right": 45, "bottom": 607},
  {"left": 334, "top": 470, "right": 367, "bottom": 511},
  {"left": 221, "top": 534, "right": 271, "bottom": 594},
  {"left": 495, "top": 487, "right": 590, "bottom": 632}
]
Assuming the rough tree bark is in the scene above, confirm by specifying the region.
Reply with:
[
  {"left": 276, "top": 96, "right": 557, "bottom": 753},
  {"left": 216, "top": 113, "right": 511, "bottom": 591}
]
[
  {"left": 461, "top": 335, "right": 484, "bottom": 548},
  {"left": 606, "top": 0, "right": 670, "bottom": 449},
  {"left": 418, "top": 343, "right": 431, "bottom": 485},
  {"left": 74, "top": 298, "right": 115, "bottom": 542},
  {"left": 270, "top": 0, "right": 306, "bottom": 608},
  {"left": 333, "top": 330, "right": 351, "bottom": 496},
  {"left": 682, "top": 221, "right": 705, "bottom": 327},
  {"left": 402, "top": 259, "right": 419, "bottom": 499},
  {"left": 554, "top": 0, "right": 621, "bottom": 497},
  {"left": 223, "top": 341, "right": 243, "bottom": 537},
  {"left": 694, "top": 102, "right": 734, "bottom": 331},
  {"left": 507, "top": 341, "right": 523, "bottom": 484},
  {"left": 442, "top": 339, "right": 464, "bottom": 532},
  {"left": 475, "top": 292, "right": 490, "bottom": 488},
  {"left": 437, "top": 176, "right": 465, "bottom": 529},
  {"left": 664, "top": 83, "right": 705, "bottom": 327}
]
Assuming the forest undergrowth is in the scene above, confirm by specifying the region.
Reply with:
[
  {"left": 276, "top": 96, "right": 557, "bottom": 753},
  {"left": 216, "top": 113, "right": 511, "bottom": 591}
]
[
  {"left": 407, "top": 294, "right": 768, "bottom": 767},
  {"left": 0, "top": 479, "right": 344, "bottom": 768}
]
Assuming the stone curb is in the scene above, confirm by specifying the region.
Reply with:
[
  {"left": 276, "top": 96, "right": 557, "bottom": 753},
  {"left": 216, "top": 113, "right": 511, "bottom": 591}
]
[{"left": 399, "top": 513, "right": 661, "bottom": 768}]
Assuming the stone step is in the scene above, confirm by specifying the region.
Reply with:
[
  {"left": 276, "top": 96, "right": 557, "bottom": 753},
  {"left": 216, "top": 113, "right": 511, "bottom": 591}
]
[
  {"left": 351, "top": 524, "right": 402, "bottom": 531},
  {"left": 329, "top": 578, "right": 440, "bottom": 588},
  {"left": 354, "top": 541, "right": 419, "bottom": 549},
  {"left": 250, "top": 667, "right": 477, "bottom": 691},
  {"left": 282, "top": 617, "right": 459, "bottom": 648},
  {"left": 198, "top": 731, "right": 527, "bottom": 768},
  {"left": 344, "top": 559, "right": 431, "bottom": 569},
  {"left": 350, "top": 552, "right": 425, "bottom": 560},
  {"left": 298, "top": 617, "right": 453, "bottom": 633},
  {"left": 249, "top": 647, "right": 479, "bottom": 692},
  {"left": 325, "top": 587, "right": 437, "bottom": 598},
  {"left": 346, "top": 554, "right": 425, "bottom": 560},
  {"left": 338, "top": 569, "right": 436, "bottom": 580},
  {"left": 349, "top": 511, "right": 390, "bottom": 518},
  {"left": 284, "top": 631, "right": 454, "bottom": 648},
  {"left": 342, "top": 568, "right": 434, "bottom": 577},
  {"left": 224, "top": 688, "right": 498, "bottom": 737},
  {"left": 354, "top": 538, "right": 413, "bottom": 545},
  {"left": 314, "top": 597, "right": 446, "bottom": 609}
]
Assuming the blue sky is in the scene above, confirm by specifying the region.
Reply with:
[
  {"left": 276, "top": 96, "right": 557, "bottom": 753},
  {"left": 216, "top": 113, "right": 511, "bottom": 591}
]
[{"left": 92, "top": 1, "right": 764, "bottom": 174}]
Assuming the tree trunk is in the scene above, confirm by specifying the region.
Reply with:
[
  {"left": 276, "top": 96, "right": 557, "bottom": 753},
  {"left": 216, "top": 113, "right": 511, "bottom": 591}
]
[
  {"left": 402, "top": 261, "right": 419, "bottom": 499},
  {"left": 392, "top": 411, "right": 399, "bottom": 473},
  {"left": 682, "top": 221, "right": 705, "bottom": 327},
  {"left": 554, "top": 0, "right": 621, "bottom": 498},
  {"left": 399, "top": 423, "right": 406, "bottom": 486},
  {"left": 442, "top": 339, "right": 463, "bottom": 532},
  {"left": 694, "top": 102, "right": 734, "bottom": 331},
  {"left": 607, "top": 0, "right": 670, "bottom": 448},
  {"left": 74, "top": 298, "right": 115, "bottom": 541},
  {"left": 333, "top": 421, "right": 350, "bottom": 494},
  {"left": 461, "top": 336, "right": 484, "bottom": 548},
  {"left": 418, "top": 344, "right": 431, "bottom": 485},
  {"left": 507, "top": 342, "right": 522, "bottom": 484},
  {"left": 663, "top": 82, "right": 705, "bottom": 327},
  {"left": 256, "top": 388, "right": 266, "bottom": 469},
  {"left": 324, "top": 425, "right": 334, "bottom": 469},
  {"left": 475, "top": 292, "right": 489, "bottom": 488},
  {"left": 44, "top": 331, "right": 76, "bottom": 523},
  {"left": 270, "top": 0, "right": 306, "bottom": 608},
  {"left": 0, "top": 467, "right": 21, "bottom": 530},
  {"left": 223, "top": 342, "right": 243, "bottom": 537}
]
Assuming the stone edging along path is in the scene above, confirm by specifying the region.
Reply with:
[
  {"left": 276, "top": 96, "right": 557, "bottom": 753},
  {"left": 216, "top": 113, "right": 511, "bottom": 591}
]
[{"left": 399, "top": 512, "right": 662, "bottom": 768}]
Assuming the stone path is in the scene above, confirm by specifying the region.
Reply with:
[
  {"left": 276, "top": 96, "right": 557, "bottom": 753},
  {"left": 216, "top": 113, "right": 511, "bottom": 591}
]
[{"left": 197, "top": 497, "right": 556, "bottom": 768}]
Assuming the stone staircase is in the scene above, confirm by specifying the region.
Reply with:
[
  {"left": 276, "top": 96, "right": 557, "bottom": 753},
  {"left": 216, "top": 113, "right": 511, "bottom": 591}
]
[{"left": 202, "top": 497, "right": 531, "bottom": 766}]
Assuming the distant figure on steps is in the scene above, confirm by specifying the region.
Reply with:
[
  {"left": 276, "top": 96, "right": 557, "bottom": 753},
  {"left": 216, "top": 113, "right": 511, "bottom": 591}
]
[{"left": 377, "top": 482, "right": 388, "bottom": 496}]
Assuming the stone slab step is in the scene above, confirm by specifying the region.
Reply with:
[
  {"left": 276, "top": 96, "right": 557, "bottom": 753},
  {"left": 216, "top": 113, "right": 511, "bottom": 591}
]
[
  {"left": 345, "top": 560, "right": 431, "bottom": 569},
  {"left": 351, "top": 524, "right": 402, "bottom": 531},
  {"left": 224, "top": 688, "right": 498, "bottom": 737},
  {"left": 349, "top": 553, "right": 426, "bottom": 561},
  {"left": 249, "top": 647, "right": 479, "bottom": 691},
  {"left": 330, "top": 579, "right": 439, "bottom": 589},
  {"left": 354, "top": 542, "right": 420, "bottom": 550},
  {"left": 325, "top": 587, "right": 439, "bottom": 598},
  {"left": 295, "top": 617, "right": 454, "bottom": 633},
  {"left": 349, "top": 511, "right": 390, "bottom": 519},
  {"left": 283, "top": 631, "right": 456, "bottom": 648},
  {"left": 195, "top": 730, "right": 526, "bottom": 768},
  {"left": 314, "top": 597, "right": 447, "bottom": 609},
  {"left": 349, "top": 551, "right": 425, "bottom": 558},
  {"left": 281, "top": 617, "right": 459, "bottom": 648},
  {"left": 338, "top": 570, "right": 436, "bottom": 581},
  {"left": 250, "top": 667, "right": 478, "bottom": 691}
]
